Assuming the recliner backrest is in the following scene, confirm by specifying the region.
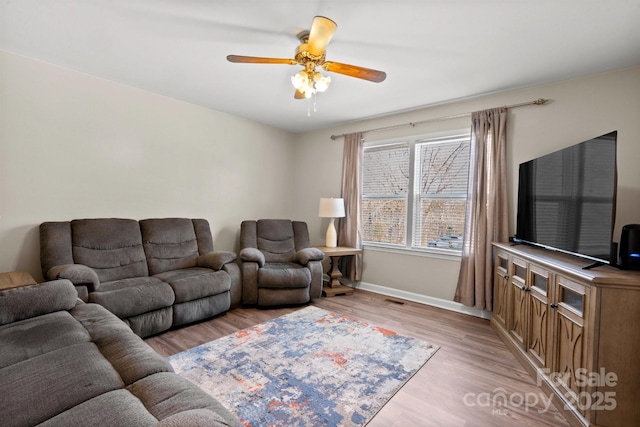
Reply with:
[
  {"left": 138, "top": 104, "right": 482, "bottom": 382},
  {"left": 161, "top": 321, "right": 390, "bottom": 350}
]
[
  {"left": 241, "top": 219, "right": 311, "bottom": 263},
  {"left": 140, "top": 218, "right": 213, "bottom": 275},
  {"left": 71, "top": 218, "right": 149, "bottom": 282},
  {"left": 40, "top": 218, "right": 217, "bottom": 281},
  {"left": 40, "top": 221, "right": 75, "bottom": 276},
  {"left": 258, "top": 219, "right": 296, "bottom": 263}
]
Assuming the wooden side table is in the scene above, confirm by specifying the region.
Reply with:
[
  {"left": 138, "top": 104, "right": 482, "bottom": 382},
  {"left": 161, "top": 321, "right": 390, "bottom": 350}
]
[
  {"left": 0, "top": 271, "right": 37, "bottom": 290},
  {"left": 314, "top": 246, "right": 363, "bottom": 297}
]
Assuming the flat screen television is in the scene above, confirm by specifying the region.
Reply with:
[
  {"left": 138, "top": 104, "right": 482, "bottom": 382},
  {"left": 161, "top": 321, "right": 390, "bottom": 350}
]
[{"left": 514, "top": 131, "right": 617, "bottom": 266}]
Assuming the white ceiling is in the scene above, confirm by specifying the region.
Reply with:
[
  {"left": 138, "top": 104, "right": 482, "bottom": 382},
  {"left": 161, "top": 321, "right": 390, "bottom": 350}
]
[{"left": 2, "top": 1, "right": 640, "bottom": 133}]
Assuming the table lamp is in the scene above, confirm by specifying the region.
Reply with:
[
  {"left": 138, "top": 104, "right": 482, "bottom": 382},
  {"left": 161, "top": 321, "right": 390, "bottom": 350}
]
[{"left": 318, "top": 198, "right": 345, "bottom": 248}]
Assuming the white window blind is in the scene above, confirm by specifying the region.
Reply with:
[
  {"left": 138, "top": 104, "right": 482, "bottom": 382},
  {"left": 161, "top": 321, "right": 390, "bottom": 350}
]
[
  {"left": 362, "top": 133, "right": 471, "bottom": 253},
  {"left": 362, "top": 143, "right": 410, "bottom": 245},
  {"left": 413, "top": 137, "right": 470, "bottom": 250}
]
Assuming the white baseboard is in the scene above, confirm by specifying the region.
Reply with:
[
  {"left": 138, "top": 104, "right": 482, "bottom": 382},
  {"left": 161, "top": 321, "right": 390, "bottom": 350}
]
[{"left": 347, "top": 281, "right": 492, "bottom": 320}]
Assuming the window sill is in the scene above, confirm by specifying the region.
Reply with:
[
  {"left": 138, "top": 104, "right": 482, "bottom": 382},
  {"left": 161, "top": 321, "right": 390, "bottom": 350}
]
[{"left": 363, "top": 243, "right": 462, "bottom": 261}]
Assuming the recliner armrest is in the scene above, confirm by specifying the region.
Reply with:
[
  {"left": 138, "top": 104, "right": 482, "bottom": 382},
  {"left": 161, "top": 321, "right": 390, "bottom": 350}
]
[
  {"left": 239, "top": 248, "right": 265, "bottom": 267},
  {"left": 46, "top": 264, "right": 100, "bottom": 290},
  {"left": 197, "top": 251, "right": 237, "bottom": 271},
  {"left": 294, "top": 248, "right": 325, "bottom": 265}
]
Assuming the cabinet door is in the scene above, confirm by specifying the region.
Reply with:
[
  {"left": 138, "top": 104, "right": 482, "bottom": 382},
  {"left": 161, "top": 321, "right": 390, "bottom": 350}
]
[
  {"left": 551, "top": 276, "right": 589, "bottom": 415},
  {"left": 508, "top": 257, "right": 528, "bottom": 349},
  {"left": 492, "top": 250, "right": 510, "bottom": 330},
  {"left": 526, "top": 265, "right": 552, "bottom": 369}
]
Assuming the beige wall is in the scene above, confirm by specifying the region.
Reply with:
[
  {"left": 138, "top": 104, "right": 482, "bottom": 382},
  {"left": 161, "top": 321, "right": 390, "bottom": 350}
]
[
  {"left": 2, "top": 49, "right": 639, "bottom": 309},
  {"left": 294, "top": 66, "right": 640, "bottom": 308},
  {"left": 0, "top": 51, "right": 296, "bottom": 280}
]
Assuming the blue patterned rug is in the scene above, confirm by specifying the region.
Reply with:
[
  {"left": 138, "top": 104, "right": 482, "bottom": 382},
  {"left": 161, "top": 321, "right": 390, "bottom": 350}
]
[{"left": 168, "top": 306, "right": 439, "bottom": 426}]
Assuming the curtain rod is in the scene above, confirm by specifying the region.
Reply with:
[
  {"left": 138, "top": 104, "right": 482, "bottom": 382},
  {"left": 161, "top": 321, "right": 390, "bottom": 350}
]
[{"left": 329, "top": 98, "right": 549, "bottom": 140}]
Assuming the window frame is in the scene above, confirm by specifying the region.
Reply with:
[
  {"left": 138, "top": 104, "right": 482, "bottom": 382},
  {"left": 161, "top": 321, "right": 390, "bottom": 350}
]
[{"left": 361, "top": 129, "right": 471, "bottom": 259}]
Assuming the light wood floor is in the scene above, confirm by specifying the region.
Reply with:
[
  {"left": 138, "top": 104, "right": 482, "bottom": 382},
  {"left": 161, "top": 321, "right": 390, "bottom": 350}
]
[{"left": 145, "top": 290, "right": 571, "bottom": 426}]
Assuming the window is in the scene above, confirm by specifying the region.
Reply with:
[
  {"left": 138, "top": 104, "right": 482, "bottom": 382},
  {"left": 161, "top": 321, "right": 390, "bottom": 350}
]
[{"left": 362, "top": 132, "right": 471, "bottom": 253}]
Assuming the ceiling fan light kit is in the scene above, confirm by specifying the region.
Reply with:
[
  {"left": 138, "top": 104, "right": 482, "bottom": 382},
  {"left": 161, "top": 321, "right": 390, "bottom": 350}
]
[
  {"left": 290, "top": 61, "right": 332, "bottom": 99},
  {"left": 226, "top": 16, "right": 386, "bottom": 112}
]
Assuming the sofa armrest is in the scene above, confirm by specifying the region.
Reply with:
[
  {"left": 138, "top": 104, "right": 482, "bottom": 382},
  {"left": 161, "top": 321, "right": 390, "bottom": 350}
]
[
  {"left": 223, "top": 262, "right": 242, "bottom": 308},
  {"left": 294, "top": 248, "right": 325, "bottom": 265},
  {"left": 46, "top": 264, "right": 99, "bottom": 291},
  {"left": 197, "top": 251, "right": 237, "bottom": 271},
  {"left": 239, "top": 248, "right": 265, "bottom": 267},
  {"left": 0, "top": 279, "right": 78, "bottom": 325}
]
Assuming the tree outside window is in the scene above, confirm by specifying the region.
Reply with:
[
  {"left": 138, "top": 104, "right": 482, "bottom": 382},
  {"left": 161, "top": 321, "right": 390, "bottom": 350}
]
[{"left": 362, "top": 133, "right": 470, "bottom": 252}]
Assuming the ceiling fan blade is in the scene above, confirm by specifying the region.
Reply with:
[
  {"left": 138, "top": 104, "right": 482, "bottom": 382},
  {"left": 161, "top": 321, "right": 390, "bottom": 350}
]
[
  {"left": 323, "top": 61, "right": 387, "bottom": 83},
  {"left": 307, "top": 16, "right": 337, "bottom": 56},
  {"left": 294, "top": 89, "right": 306, "bottom": 99},
  {"left": 227, "top": 55, "right": 296, "bottom": 65}
]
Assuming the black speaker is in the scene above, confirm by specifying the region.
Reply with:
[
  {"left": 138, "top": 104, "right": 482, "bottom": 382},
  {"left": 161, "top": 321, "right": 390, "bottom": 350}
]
[{"left": 619, "top": 224, "right": 640, "bottom": 270}]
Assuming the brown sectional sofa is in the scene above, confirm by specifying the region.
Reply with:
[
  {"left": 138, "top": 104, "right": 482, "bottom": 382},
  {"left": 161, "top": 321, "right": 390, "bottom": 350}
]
[
  {"left": 40, "top": 218, "right": 240, "bottom": 338},
  {"left": 0, "top": 278, "right": 241, "bottom": 427}
]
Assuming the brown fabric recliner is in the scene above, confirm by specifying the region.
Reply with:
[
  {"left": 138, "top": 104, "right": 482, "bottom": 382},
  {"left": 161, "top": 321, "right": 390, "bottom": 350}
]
[{"left": 239, "top": 219, "right": 324, "bottom": 306}]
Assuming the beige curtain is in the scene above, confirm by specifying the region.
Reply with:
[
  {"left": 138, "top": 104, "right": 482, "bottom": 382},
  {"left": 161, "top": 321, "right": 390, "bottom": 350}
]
[
  {"left": 338, "top": 132, "right": 363, "bottom": 281},
  {"left": 454, "top": 108, "right": 509, "bottom": 310}
]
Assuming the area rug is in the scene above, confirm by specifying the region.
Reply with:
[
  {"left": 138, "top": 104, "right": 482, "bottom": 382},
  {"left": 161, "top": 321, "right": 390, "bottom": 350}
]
[{"left": 168, "top": 306, "right": 439, "bottom": 426}]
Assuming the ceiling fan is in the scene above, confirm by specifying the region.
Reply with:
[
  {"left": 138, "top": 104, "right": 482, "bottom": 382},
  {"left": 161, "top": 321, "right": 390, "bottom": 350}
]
[{"left": 226, "top": 16, "right": 386, "bottom": 100}]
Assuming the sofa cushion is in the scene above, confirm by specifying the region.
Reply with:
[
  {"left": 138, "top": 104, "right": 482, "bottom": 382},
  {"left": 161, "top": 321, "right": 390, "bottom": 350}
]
[
  {"left": 154, "top": 268, "right": 230, "bottom": 304},
  {"left": 71, "top": 219, "right": 149, "bottom": 282},
  {"left": 0, "top": 311, "right": 89, "bottom": 369},
  {"left": 257, "top": 287, "right": 310, "bottom": 306},
  {"left": 37, "top": 389, "right": 158, "bottom": 427},
  {"left": 258, "top": 262, "right": 312, "bottom": 288},
  {"left": 125, "top": 307, "right": 174, "bottom": 338},
  {"left": 0, "top": 279, "right": 77, "bottom": 326},
  {"left": 0, "top": 342, "right": 123, "bottom": 427},
  {"left": 173, "top": 294, "right": 230, "bottom": 327},
  {"left": 128, "top": 372, "right": 241, "bottom": 426},
  {"left": 140, "top": 218, "right": 201, "bottom": 275},
  {"left": 71, "top": 303, "right": 172, "bottom": 385},
  {"left": 88, "top": 277, "right": 174, "bottom": 319}
]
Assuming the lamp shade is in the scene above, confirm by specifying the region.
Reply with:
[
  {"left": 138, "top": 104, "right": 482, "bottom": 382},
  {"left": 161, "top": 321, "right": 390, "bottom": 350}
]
[{"left": 318, "top": 198, "right": 345, "bottom": 218}]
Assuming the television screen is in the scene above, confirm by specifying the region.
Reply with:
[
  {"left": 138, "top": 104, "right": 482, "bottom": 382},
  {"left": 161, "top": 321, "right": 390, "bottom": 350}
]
[{"left": 515, "top": 131, "right": 617, "bottom": 265}]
